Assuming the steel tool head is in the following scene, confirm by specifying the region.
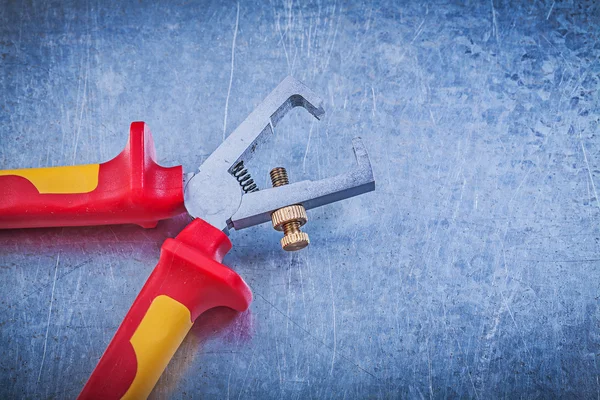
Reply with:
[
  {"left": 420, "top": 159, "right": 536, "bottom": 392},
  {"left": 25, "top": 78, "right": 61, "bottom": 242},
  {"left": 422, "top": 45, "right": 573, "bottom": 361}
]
[{"left": 184, "top": 76, "right": 375, "bottom": 234}]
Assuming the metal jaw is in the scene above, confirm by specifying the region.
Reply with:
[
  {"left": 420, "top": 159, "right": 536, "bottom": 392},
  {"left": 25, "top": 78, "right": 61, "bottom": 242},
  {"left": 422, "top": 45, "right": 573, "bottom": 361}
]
[{"left": 184, "top": 76, "right": 375, "bottom": 234}]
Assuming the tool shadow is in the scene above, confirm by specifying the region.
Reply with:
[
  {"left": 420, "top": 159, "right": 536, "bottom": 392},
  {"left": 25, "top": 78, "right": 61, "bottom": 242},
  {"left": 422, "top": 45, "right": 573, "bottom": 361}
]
[
  {"left": 0, "top": 214, "right": 191, "bottom": 256},
  {"left": 152, "top": 306, "right": 254, "bottom": 397}
]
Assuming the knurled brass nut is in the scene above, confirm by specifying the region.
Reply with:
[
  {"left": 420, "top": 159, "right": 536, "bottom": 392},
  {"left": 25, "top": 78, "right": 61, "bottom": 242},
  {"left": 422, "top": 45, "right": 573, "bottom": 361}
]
[
  {"left": 271, "top": 205, "right": 308, "bottom": 231},
  {"left": 281, "top": 232, "right": 310, "bottom": 251}
]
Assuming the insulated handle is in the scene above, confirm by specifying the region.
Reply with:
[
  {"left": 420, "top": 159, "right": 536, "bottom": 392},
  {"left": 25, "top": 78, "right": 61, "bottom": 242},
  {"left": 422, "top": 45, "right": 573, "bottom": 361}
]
[
  {"left": 0, "top": 122, "right": 185, "bottom": 229},
  {"left": 78, "top": 218, "right": 252, "bottom": 399}
]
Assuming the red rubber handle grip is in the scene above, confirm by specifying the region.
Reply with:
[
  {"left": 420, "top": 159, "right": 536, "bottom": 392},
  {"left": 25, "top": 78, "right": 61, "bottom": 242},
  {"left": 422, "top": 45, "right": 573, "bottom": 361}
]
[
  {"left": 0, "top": 122, "right": 185, "bottom": 229},
  {"left": 78, "top": 218, "right": 252, "bottom": 399}
]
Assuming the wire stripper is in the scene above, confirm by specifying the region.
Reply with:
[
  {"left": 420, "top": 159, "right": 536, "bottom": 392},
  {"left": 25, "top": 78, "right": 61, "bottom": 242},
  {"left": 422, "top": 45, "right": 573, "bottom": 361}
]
[{"left": 0, "top": 77, "right": 375, "bottom": 398}]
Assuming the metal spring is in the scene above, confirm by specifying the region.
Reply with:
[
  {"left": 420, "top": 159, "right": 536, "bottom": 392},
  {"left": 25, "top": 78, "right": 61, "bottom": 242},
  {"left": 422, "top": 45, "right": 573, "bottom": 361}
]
[{"left": 231, "top": 161, "right": 259, "bottom": 193}]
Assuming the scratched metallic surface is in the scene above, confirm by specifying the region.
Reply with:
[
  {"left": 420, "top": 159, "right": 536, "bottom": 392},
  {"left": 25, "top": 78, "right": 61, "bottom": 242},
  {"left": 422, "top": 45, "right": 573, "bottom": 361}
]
[{"left": 1, "top": 0, "right": 599, "bottom": 398}]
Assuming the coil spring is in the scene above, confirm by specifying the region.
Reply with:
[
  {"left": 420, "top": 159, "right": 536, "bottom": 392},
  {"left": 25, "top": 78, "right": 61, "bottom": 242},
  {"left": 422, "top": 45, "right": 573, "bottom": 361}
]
[{"left": 231, "top": 161, "right": 259, "bottom": 193}]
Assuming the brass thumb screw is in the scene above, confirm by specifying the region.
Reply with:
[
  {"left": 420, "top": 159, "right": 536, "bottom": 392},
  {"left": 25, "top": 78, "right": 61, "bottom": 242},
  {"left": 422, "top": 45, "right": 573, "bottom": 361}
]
[{"left": 269, "top": 167, "right": 309, "bottom": 251}]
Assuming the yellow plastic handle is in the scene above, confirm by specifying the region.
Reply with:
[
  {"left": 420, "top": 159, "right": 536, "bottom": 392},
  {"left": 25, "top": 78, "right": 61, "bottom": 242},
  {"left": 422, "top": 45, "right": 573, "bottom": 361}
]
[
  {"left": 122, "top": 295, "right": 194, "bottom": 399},
  {"left": 0, "top": 164, "right": 100, "bottom": 194}
]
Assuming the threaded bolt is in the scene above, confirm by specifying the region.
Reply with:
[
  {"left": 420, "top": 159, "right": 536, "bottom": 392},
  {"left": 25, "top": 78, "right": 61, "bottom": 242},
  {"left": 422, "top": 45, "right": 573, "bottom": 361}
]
[
  {"left": 269, "top": 167, "right": 309, "bottom": 251},
  {"left": 269, "top": 167, "right": 289, "bottom": 187}
]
